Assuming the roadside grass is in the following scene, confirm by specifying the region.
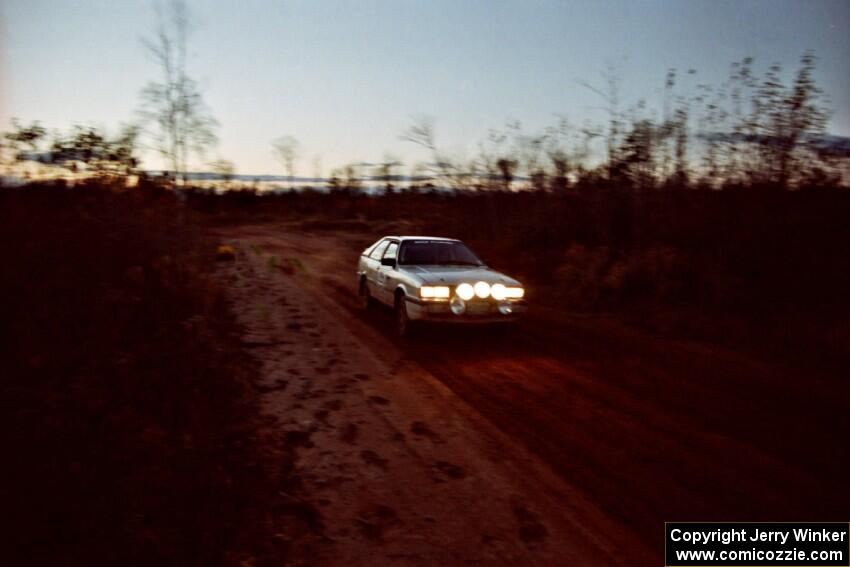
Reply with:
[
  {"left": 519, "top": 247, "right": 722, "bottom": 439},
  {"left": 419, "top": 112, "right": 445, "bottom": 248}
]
[{"left": 0, "top": 180, "right": 285, "bottom": 565}]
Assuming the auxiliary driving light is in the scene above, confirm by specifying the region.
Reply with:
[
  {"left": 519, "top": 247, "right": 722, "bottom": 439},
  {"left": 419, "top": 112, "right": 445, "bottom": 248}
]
[
  {"left": 498, "top": 302, "right": 513, "bottom": 315},
  {"left": 490, "top": 283, "right": 507, "bottom": 300},
  {"left": 450, "top": 297, "right": 466, "bottom": 315},
  {"left": 456, "top": 283, "right": 475, "bottom": 300},
  {"left": 473, "top": 281, "right": 491, "bottom": 299}
]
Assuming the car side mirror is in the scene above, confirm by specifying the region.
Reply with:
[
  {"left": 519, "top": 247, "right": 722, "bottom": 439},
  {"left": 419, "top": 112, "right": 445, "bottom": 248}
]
[{"left": 381, "top": 257, "right": 396, "bottom": 268}]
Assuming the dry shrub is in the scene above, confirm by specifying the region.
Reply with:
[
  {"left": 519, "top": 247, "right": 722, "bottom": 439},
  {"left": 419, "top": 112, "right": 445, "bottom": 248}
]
[
  {"left": 554, "top": 244, "right": 620, "bottom": 306},
  {"left": 553, "top": 244, "right": 689, "bottom": 307}
]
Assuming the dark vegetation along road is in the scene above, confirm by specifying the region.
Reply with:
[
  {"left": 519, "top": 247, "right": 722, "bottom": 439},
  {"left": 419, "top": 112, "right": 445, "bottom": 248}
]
[{"left": 3, "top": 181, "right": 849, "bottom": 565}]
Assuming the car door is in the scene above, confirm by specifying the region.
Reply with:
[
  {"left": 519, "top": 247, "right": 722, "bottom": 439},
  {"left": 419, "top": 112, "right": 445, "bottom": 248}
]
[
  {"left": 377, "top": 240, "right": 399, "bottom": 303},
  {"left": 365, "top": 239, "right": 390, "bottom": 289},
  {"left": 359, "top": 241, "right": 377, "bottom": 282}
]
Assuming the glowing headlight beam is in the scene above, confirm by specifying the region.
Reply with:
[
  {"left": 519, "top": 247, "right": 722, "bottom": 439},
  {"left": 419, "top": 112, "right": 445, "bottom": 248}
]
[
  {"left": 490, "top": 283, "right": 507, "bottom": 300},
  {"left": 474, "top": 281, "right": 491, "bottom": 299},
  {"left": 504, "top": 287, "right": 524, "bottom": 299},
  {"left": 420, "top": 286, "right": 450, "bottom": 299},
  {"left": 456, "top": 283, "right": 475, "bottom": 300}
]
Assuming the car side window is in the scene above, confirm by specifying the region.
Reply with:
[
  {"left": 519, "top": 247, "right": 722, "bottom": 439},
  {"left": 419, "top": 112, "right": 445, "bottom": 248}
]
[
  {"left": 369, "top": 240, "right": 390, "bottom": 260},
  {"left": 383, "top": 241, "right": 399, "bottom": 260},
  {"left": 362, "top": 240, "right": 381, "bottom": 257}
]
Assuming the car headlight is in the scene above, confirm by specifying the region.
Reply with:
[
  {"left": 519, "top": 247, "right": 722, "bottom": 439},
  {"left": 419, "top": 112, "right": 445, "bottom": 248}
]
[
  {"left": 490, "top": 283, "right": 507, "bottom": 300},
  {"left": 420, "top": 285, "right": 450, "bottom": 299},
  {"left": 473, "top": 281, "right": 491, "bottom": 299},
  {"left": 504, "top": 286, "right": 524, "bottom": 299},
  {"left": 456, "top": 283, "right": 474, "bottom": 300}
]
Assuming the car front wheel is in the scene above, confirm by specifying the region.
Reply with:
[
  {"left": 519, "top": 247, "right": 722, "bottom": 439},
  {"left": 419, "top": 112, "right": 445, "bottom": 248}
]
[
  {"left": 394, "top": 294, "right": 410, "bottom": 337},
  {"left": 359, "top": 279, "right": 374, "bottom": 311}
]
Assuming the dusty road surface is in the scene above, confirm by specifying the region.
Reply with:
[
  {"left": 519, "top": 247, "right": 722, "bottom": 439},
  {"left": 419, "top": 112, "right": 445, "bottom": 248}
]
[{"left": 213, "top": 222, "right": 849, "bottom": 565}]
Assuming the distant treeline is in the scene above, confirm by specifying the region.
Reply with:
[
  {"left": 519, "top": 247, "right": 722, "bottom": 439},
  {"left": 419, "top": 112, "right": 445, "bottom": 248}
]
[
  {"left": 2, "top": 51, "right": 848, "bottom": 190},
  {"left": 379, "top": 51, "right": 849, "bottom": 192}
]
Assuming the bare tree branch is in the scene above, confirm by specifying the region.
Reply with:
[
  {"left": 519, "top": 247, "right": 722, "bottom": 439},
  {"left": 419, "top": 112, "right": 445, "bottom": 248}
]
[{"left": 137, "top": 0, "right": 217, "bottom": 184}]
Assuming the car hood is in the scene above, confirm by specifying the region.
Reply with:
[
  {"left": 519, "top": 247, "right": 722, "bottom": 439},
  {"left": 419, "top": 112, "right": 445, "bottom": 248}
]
[{"left": 403, "top": 265, "right": 521, "bottom": 287}]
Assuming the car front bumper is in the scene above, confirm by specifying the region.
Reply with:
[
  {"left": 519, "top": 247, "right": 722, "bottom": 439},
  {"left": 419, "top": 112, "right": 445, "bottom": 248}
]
[{"left": 405, "top": 296, "right": 526, "bottom": 323}]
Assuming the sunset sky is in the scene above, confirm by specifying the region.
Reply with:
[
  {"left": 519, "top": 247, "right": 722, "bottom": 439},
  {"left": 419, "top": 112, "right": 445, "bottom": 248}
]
[{"left": 2, "top": 0, "right": 848, "bottom": 176}]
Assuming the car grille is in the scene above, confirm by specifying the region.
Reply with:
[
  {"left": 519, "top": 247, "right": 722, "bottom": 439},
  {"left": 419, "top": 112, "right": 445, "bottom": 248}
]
[{"left": 465, "top": 301, "right": 494, "bottom": 315}]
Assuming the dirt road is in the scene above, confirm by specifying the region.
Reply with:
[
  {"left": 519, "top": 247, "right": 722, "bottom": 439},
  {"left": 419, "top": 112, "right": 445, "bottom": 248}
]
[{"left": 214, "top": 222, "right": 849, "bottom": 565}]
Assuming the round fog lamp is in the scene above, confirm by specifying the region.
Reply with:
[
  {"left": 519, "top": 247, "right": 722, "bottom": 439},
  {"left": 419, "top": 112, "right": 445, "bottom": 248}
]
[
  {"left": 474, "top": 281, "right": 491, "bottom": 299},
  {"left": 498, "top": 302, "right": 513, "bottom": 315},
  {"left": 450, "top": 297, "right": 466, "bottom": 315}
]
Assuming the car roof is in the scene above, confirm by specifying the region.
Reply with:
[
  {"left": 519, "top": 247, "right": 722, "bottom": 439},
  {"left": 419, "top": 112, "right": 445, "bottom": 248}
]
[{"left": 384, "top": 236, "right": 460, "bottom": 242}]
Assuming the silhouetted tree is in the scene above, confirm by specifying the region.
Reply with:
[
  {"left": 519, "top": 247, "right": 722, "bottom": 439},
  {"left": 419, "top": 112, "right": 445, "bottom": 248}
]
[
  {"left": 272, "top": 136, "right": 299, "bottom": 183},
  {"left": 400, "top": 116, "right": 467, "bottom": 190},
  {"left": 514, "top": 128, "right": 546, "bottom": 190},
  {"left": 543, "top": 117, "right": 572, "bottom": 191},
  {"left": 49, "top": 124, "right": 139, "bottom": 174},
  {"left": 377, "top": 153, "right": 402, "bottom": 193},
  {"left": 210, "top": 158, "right": 235, "bottom": 184},
  {"left": 342, "top": 164, "right": 361, "bottom": 192},
  {"left": 474, "top": 127, "right": 509, "bottom": 190},
  {"left": 756, "top": 52, "right": 828, "bottom": 189},
  {"left": 694, "top": 53, "right": 835, "bottom": 188},
  {"left": 579, "top": 64, "right": 623, "bottom": 180},
  {"left": 616, "top": 117, "right": 657, "bottom": 188},
  {"left": 138, "top": 0, "right": 218, "bottom": 184},
  {"left": 3, "top": 120, "right": 46, "bottom": 164},
  {"left": 496, "top": 158, "right": 516, "bottom": 191}
]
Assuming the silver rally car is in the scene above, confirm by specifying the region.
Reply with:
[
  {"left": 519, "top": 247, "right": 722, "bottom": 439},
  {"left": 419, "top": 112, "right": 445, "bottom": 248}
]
[{"left": 357, "top": 236, "right": 526, "bottom": 335}]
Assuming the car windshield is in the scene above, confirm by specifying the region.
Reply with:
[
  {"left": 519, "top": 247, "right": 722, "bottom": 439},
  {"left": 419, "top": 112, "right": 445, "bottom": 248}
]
[{"left": 398, "top": 241, "right": 484, "bottom": 266}]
